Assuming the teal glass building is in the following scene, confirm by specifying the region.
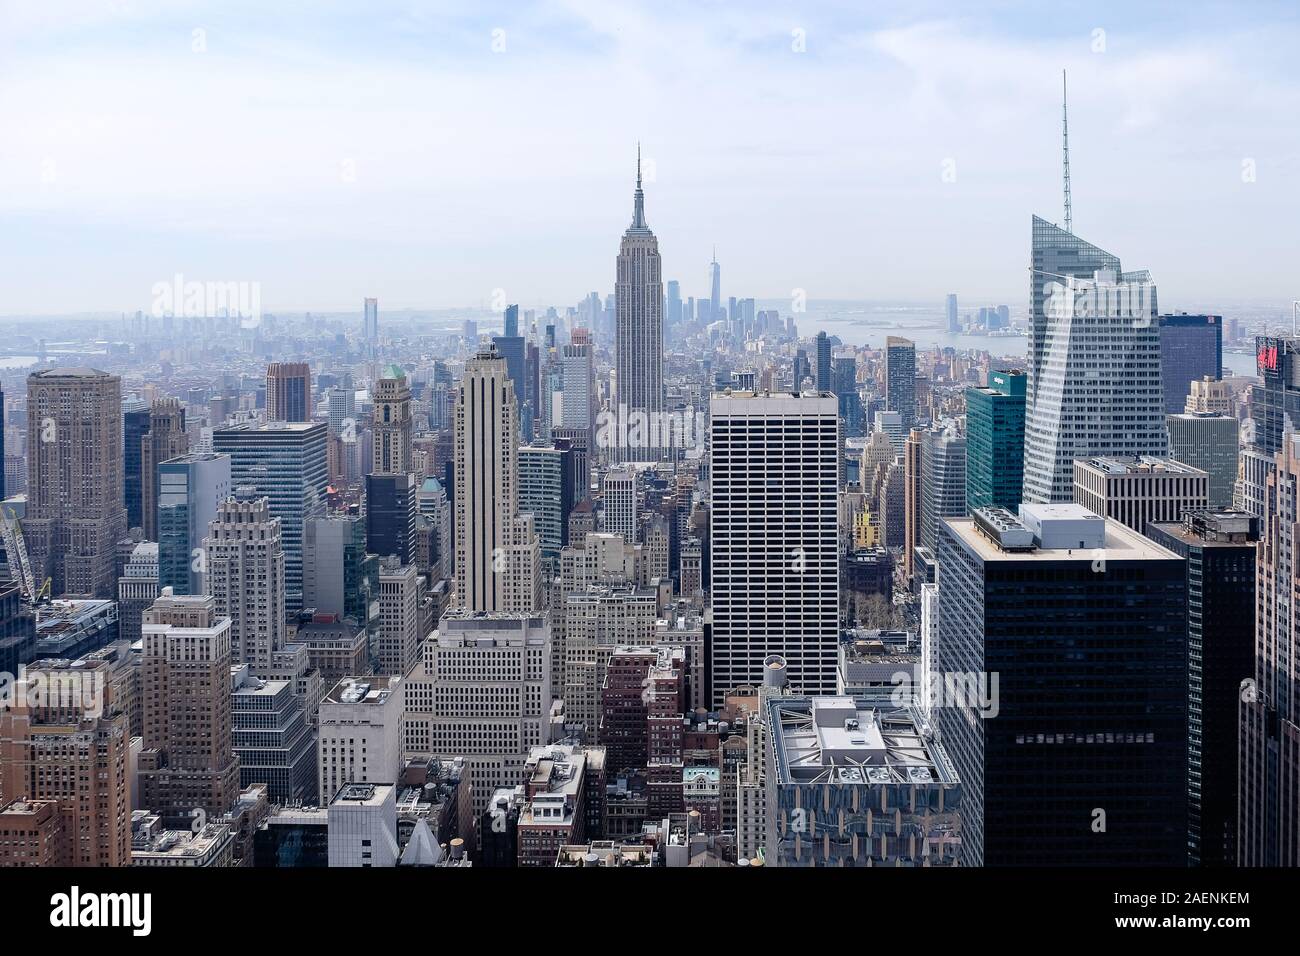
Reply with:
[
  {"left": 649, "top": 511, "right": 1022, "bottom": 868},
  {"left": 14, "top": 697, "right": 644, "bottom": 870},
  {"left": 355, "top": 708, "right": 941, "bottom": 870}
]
[{"left": 965, "top": 369, "right": 1026, "bottom": 512}]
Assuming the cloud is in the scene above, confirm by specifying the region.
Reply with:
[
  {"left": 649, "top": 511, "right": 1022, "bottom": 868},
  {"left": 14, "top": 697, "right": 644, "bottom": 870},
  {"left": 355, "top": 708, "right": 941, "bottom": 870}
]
[{"left": 0, "top": 0, "right": 1296, "bottom": 313}]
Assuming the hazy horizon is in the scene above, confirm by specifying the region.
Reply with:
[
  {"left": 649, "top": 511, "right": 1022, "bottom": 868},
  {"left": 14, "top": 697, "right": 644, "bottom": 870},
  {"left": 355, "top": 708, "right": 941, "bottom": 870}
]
[{"left": 3, "top": 0, "right": 1298, "bottom": 314}]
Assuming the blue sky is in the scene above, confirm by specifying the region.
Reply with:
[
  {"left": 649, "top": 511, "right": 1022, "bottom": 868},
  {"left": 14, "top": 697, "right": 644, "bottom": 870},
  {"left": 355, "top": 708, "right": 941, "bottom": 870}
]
[{"left": 1, "top": 0, "right": 1297, "bottom": 315}]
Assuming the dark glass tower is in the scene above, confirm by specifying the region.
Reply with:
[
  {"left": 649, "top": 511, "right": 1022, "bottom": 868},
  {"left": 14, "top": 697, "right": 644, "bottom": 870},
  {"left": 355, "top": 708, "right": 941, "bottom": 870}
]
[
  {"left": 815, "top": 331, "right": 832, "bottom": 392},
  {"left": 1158, "top": 314, "right": 1223, "bottom": 413},
  {"left": 935, "top": 504, "right": 1188, "bottom": 866},
  {"left": 123, "top": 401, "right": 151, "bottom": 530},
  {"left": 1146, "top": 510, "right": 1258, "bottom": 867},
  {"left": 885, "top": 336, "right": 916, "bottom": 427}
]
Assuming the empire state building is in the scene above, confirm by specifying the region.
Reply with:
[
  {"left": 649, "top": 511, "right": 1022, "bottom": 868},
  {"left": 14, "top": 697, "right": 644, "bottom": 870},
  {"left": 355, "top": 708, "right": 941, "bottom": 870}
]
[{"left": 613, "top": 146, "right": 665, "bottom": 462}]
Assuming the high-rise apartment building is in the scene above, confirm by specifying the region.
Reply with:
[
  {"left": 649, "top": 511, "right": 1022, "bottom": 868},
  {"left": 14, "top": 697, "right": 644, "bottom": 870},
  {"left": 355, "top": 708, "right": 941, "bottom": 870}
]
[
  {"left": 935, "top": 504, "right": 1187, "bottom": 865},
  {"left": 1185, "top": 375, "right": 1231, "bottom": 415},
  {"left": 213, "top": 420, "right": 327, "bottom": 611},
  {"left": 709, "top": 392, "right": 839, "bottom": 702},
  {"left": 138, "top": 591, "right": 241, "bottom": 822},
  {"left": 614, "top": 150, "right": 665, "bottom": 462},
  {"left": 563, "top": 584, "right": 658, "bottom": 737},
  {"left": 1022, "top": 218, "right": 1168, "bottom": 502},
  {"left": 24, "top": 368, "right": 127, "bottom": 599},
  {"left": 266, "top": 362, "right": 312, "bottom": 423},
  {"left": 965, "top": 369, "right": 1026, "bottom": 512},
  {"left": 205, "top": 497, "right": 285, "bottom": 671}
]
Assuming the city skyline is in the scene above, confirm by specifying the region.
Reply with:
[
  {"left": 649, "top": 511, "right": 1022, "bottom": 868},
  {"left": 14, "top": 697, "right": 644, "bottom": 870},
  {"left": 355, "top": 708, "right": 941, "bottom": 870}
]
[{"left": 2, "top": 1, "right": 1299, "bottom": 316}]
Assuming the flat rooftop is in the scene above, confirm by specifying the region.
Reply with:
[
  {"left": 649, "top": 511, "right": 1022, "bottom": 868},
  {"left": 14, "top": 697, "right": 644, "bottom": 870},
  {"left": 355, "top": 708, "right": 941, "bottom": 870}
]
[
  {"left": 325, "top": 675, "right": 399, "bottom": 705},
  {"left": 767, "top": 695, "right": 959, "bottom": 787},
  {"left": 952, "top": 507, "right": 1181, "bottom": 563},
  {"left": 1078, "top": 455, "right": 1206, "bottom": 476}
]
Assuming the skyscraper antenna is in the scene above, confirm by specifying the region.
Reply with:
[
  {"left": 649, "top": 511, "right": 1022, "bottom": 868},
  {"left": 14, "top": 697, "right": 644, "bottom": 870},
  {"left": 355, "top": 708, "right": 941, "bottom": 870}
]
[{"left": 1062, "top": 69, "right": 1072, "bottom": 234}]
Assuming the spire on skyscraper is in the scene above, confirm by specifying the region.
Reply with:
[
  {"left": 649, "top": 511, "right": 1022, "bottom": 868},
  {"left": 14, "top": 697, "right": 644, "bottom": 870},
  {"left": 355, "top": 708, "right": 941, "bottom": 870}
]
[
  {"left": 632, "top": 142, "right": 647, "bottom": 229},
  {"left": 1062, "top": 70, "right": 1072, "bottom": 235}
]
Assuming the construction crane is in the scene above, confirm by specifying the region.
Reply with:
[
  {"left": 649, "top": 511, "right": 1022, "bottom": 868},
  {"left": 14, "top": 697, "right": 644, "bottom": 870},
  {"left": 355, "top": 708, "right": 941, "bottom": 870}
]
[{"left": 1, "top": 507, "right": 49, "bottom": 605}]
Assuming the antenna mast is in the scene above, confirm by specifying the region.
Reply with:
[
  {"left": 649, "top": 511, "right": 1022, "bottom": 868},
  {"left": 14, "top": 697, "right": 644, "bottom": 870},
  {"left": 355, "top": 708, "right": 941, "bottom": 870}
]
[{"left": 1062, "top": 69, "right": 1073, "bottom": 234}]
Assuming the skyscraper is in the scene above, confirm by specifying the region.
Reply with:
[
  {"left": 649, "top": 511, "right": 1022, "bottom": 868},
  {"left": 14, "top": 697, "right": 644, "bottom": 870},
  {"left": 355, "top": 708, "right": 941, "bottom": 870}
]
[
  {"left": 140, "top": 399, "right": 189, "bottom": 540},
  {"left": 965, "top": 369, "right": 1026, "bottom": 512},
  {"left": 1240, "top": 435, "right": 1300, "bottom": 866},
  {"left": 402, "top": 611, "right": 553, "bottom": 818},
  {"left": 138, "top": 590, "right": 241, "bottom": 822},
  {"left": 1147, "top": 510, "right": 1258, "bottom": 867},
  {"left": 205, "top": 497, "right": 285, "bottom": 672},
  {"left": 454, "top": 347, "right": 540, "bottom": 613},
  {"left": 936, "top": 504, "right": 1188, "bottom": 865},
  {"left": 1022, "top": 217, "right": 1167, "bottom": 502},
  {"left": 0, "top": 657, "right": 131, "bottom": 866},
  {"left": 363, "top": 297, "right": 378, "bottom": 357},
  {"left": 1167, "top": 411, "right": 1239, "bottom": 510},
  {"left": 123, "top": 399, "right": 150, "bottom": 531},
  {"left": 709, "top": 392, "right": 839, "bottom": 702},
  {"left": 157, "top": 452, "right": 231, "bottom": 595},
  {"left": 885, "top": 336, "right": 916, "bottom": 427},
  {"left": 919, "top": 424, "right": 967, "bottom": 560},
  {"left": 24, "top": 368, "right": 127, "bottom": 599},
  {"left": 266, "top": 362, "right": 312, "bottom": 423},
  {"left": 212, "top": 421, "right": 327, "bottom": 611},
  {"left": 560, "top": 342, "right": 594, "bottom": 436},
  {"left": 708, "top": 248, "right": 720, "bottom": 325},
  {"left": 1157, "top": 314, "right": 1222, "bottom": 414},
  {"left": 366, "top": 366, "right": 416, "bottom": 563},
  {"left": 518, "top": 443, "right": 575, "bottom": 559},
  {"left": 903, "top": 426, "right": 924, "bottom": 584},
  {"left": 492, "top": 313, "right": 527, "bottom": 439},
  {"left": 614, "top": 147, "right": 664, "bottom": 462},
  {"left": 946, "top": 293, "right": 959, "bottom": 333},
  {"left": 815, "top": 331, "right": 832, "bottom": 393}
]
